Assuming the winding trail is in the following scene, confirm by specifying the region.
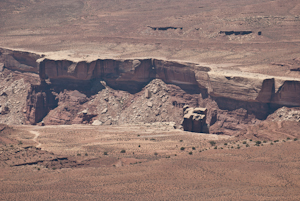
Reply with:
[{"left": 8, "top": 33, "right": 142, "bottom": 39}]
[{"left": 30, "top": 130, "right": 41, "bottom": 148}]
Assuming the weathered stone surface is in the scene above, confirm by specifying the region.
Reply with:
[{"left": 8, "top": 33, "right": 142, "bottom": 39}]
[
  {"left": 0, "top": 48, "right": 41, "bottom": 73},
  {"left": 92, "top": 120, "right": 102, "bottom": 126},
  {"left": 26, "top": 83, "right": 57, "bottom": 124},
  {"left": 182, "top": 106, "right": 208, "bottom": 133},
  {"left": 145, "top": 89, "right": 151, "bottom": 99}
]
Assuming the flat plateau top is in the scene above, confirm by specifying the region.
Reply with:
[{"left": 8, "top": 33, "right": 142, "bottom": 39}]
[{"left": 1, "top": 0, "right": 300, "bottom": 77}]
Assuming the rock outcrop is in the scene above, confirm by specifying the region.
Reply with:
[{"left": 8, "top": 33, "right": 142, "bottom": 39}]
[
  {"left": 0, "top": 48, "right": 41, "bottom": 73},
  {"left": 2, "top": 47, "right": 300, "bottom": 129},
  {"left": 26, "top": 82, "right": 58, "bottom": 124},
  {"left": 182, "top": 105, "right": 208, "bottom": 133}
]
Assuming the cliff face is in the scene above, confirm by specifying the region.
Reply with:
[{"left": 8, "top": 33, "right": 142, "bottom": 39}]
[
  {"left": 0, "top": 48, "right": 41, "bottom": 73},
  {"left": 26, "top": 82, "right": 58, "bottom": 124},
  {"left": 1, "top": 47, "right": 300, "bottom": 130}
]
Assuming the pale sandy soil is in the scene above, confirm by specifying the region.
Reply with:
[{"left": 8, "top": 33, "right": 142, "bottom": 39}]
[{"left": 1, "top": 123, "right": 300, "bottom": 200}]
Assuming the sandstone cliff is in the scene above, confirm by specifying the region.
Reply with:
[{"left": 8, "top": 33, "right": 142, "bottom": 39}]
[{"left": 1, "top": 47, "right": 300, "bottom": 135}]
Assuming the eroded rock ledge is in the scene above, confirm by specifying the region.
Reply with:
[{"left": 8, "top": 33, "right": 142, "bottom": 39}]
[{"left": 1, "top": 47, "right": 300, "bottom": 130}]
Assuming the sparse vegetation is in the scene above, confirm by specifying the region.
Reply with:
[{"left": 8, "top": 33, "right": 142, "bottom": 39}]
[
  {"left": 18, "top": 141, "right": 23, "bottom": 145},
  {"left": 180, "top": 140, "right": 183, "bottom": 142},
  {"left": 243, "top": 141, "right": 246, "bottom": 144},
  {"left": 250, "top": 139, "right": 252, "bottom": 142},
  {"left": 188, "top": 151, "right": 193, "bottom": 155},
  {"left": 214, "top": 146, "right": 217, "bottom": 149},
  {"left": 154, "top": 152, "right": 158, "bottom": 156},
  {"left": 180, "top": 147, "right": 185, "bottom": 151},
  {"left": 137, "top": 134, "right": 140, "bottom": 137},
  {"left": 209, "top": 141, "right": 216, "bottom": 146},
  {"left": 270, "top": 142, "right": 274, "bottom": 145},
  {"left": 274, "top": 140, "right": 279, "bottom": 143},
  {"left": 263, "top": 140, "right": 267, "bottom": 143},
  {"left": 224, "top": 143, "right": 228, "bottom": 145},
  {"left": 287, "top": 137, "right": 290, "bottom": 140},
  {"left": 255, "top": 141, "right": 261, "bottom": 146},
  {"left": 120, "top": 149, "right": 126, "bottom": 153},
  {"left": 85, "top": 153, "right": 88, "bottom": 156},
  {"left": 246, "top": 144, "right": 250, "bottom": 147},
  {"left": 294, "top": 138, "right": 298, "bottom": 141},
  {"left": 138, "top": 145, "right": 140, "bottom": 147},
  {"left": 104, "top": 152, "right": 108, "bottom": 155},
  {"left": 192, "top": 147, "right": 196, "bottom": 150},
  {"left": 77, "top": 153, "right": 81, "bottom": 156}
]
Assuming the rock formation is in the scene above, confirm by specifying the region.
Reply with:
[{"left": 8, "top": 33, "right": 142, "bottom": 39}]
[
  {"left": 182, "top": 105, "right": 208, "bottom": 133},
  {"left": 1, "top": 47, "right": 300, "bottom": 133}
]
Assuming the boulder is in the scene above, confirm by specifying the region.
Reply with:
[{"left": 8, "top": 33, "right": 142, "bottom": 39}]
[{"left": 182, "top": 106, "right": 208, "bottom": 133}]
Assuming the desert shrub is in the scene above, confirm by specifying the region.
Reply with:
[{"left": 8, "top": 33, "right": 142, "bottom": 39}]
[
  {"left": 154, "top": 152, "right": 158, "bottom": 156},
  {"left": 224, "top": 143, "right": 228, "bottom": 145},
  {"left": 192, "top": 147, "right": 196, "bottom": 150},
  {"left": 274, "top": 140, "right": 279, "bottom": 143},
  {"left": 255, "top": 141, "right": 261, "bottom": 146},
  {"left": 104, "top": 152, "right": 108, "bottom": 155},
  {"left": 85, "top": 153, "right": 88, "bottom": 156},
  {"left": 231, "top": 146, "right": 234, "bottom": 149},
  {"left": 18, "top": 141, "right": 23, "bottom": 145},
  {"left": 180, "top": 140, "right": 183, "bottom": 142},
  {"left": 287, "top": 137, "right": 290, "bottom": 140},
  {"left": 294, "top": 138, "right": 298, "bottom": 141},
  {"left": 77, "top": 153, "right": 81, "bottom": 156},
  {"left": 214, "top": 146, "right": 217, "bottom": 149},
  {"left": 209, "top": 141, "right": 216, "bottom": 146},
  {"left": 246, "top": 144, "right": 250, "bottom": 147},
  {"left": 263, "top": 140, "right": 267, "bottom": 143},
  {"left": 150, "top": 138, "right": 155, "bottom": 141},
  {"left": 52, "top": 168, "right": 56, "bottom": 170},
  {"left": 270, "top": 142, "right": 274, "bottom": 145},
  {"left": 166, "top": 156, "right": 170, "bottom": 158},
  {"left": 220, "top": 147, "right": 223, "bottom": 149},
  {"left": 137, "top": 134, "right": 140, "bottom": 137},
  {"left": 188, "top": 151, "right": 193, "bottom": 155},
  {"left": 243, "top": 141, "right": 247, "bottom": 144},
  {"left": 37, "top": 168, "right": 40, "bottom": 171},
  {"left": 250, "top": 139, "right": 252, "bottom": 142},
  {"left": 138, "top": 145, "right": 141, "bottom": 147},
  {"left": 120, "top": 150, "right": 126, "bottom": 153},
  {"left": 180, "top": 147, "right": 185, "bottom": 151},
  {"left": 237, "top": 146, "right": 240, "bottom": 149}
]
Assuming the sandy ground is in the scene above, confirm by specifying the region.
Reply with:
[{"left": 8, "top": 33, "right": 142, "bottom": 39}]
[{"left": 1, "top": 123, "right": 300, "bottom": 200}]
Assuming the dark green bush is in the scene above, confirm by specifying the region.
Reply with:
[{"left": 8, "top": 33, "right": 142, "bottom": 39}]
[{"left": 209, "top": 141, "right": 216, "bottom": 146}]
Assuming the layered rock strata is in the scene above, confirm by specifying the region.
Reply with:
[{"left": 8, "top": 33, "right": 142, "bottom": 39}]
[
  {"left": 1, "top": 47, "right": 300, "bottom": 129},
  {"left": 182, "top": 106, "right": 208, "bottom": 133}
]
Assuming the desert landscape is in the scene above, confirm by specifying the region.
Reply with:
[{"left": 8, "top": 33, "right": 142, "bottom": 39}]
[{"left": 1, "top": 0, "right": 300, "bottom": 200}]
